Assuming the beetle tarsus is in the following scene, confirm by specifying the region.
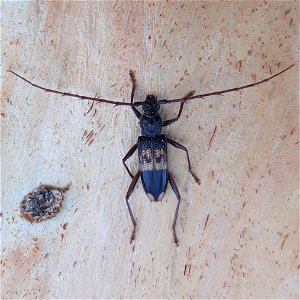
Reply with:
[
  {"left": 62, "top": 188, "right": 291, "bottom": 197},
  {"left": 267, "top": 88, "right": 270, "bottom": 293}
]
[
  {"left": 130, "top": 226, "right": 136, "bottom": 243},
  {"left": 168, "top": 173, "right": 181, "bottom": 246},
  {"left": 172, "top": 228, "right": 179, "bottom": 247},
  {"left": 191, "top": 172, "right": 201, "bottom": 185}
]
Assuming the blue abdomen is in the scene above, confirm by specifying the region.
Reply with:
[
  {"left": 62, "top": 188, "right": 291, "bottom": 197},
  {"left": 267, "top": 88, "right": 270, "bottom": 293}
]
[{"left": 138, "top": 135, "right": 168, "bottom": 201}]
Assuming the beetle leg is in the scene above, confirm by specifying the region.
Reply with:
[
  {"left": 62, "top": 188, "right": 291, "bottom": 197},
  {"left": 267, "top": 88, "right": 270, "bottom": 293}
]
[
  {"left": 125, "top": 171, "right": 140, "bottom": 243},
  {"left": 167, "top": 138, "right": 200, "bottom": 184},
  {"left": 163, "top": 102, "right": 184, "bottom": 127},
  {"left": 163, "top": 91, "right": 195, "bottom": 127},
  {"left": 168, "top": 172, "right": 181, "bottom": 246},
  {"left": 131, "top": 106, "right": 141, "bottom": 119},
  {"left": 129, "top": 70, "right": 142, "bottom": 119},
  {"left": 122, "top": 144, "right": 138, "bottom": 178}
]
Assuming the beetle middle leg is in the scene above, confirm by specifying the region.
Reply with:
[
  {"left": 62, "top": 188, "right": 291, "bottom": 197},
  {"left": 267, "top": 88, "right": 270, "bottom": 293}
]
[
  {"left": 168, "top": 172, "right": 181, "bottom": 246},
  {"left": 167, "top": 138, "right": 200, "bottom": 184},
  {"left": 125, "top": 170, "right": 140, "bottom": 243},
  {"left": 122, "top": 144, "right": 137, "bottom": 178}
]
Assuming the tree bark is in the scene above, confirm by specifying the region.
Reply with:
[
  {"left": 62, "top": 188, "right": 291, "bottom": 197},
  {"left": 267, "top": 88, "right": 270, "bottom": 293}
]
[{"left": 2, "top": 1, "right": 298, "bottom": 298}]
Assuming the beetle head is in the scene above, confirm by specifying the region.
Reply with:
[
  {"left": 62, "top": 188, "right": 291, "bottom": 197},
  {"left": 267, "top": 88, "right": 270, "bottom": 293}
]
[
  {"left": 142, "top": 95, "right": 160, "bottom": 113},
  {"left": 145, "top": 95, "right": 157, "bottom": 104}
]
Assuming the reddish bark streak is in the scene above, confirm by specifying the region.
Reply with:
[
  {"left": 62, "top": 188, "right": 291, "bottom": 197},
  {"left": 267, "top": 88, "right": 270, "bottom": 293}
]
[
  {"left": 204, "top": 214, "right": 209, "bottom": 230},
  {"left": 281, "top": 233, "right": 289, "bottom": 250},
  {"left": 208, "top": 126, "right": 217, "bottom": 149}
]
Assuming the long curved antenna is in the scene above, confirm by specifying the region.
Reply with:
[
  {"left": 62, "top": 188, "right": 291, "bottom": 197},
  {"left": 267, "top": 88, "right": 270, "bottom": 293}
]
[
  {"left": 158, "top": 64, "right": 295, "bottom": 105},
  {"left": 7, "top": 70, "right": 133, "bottom": 107}
]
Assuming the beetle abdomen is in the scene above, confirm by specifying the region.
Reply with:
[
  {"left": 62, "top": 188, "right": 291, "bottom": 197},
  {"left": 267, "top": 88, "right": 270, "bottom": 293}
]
[{"left": 138, "top": 135, "right": 168, "bottom": 201}]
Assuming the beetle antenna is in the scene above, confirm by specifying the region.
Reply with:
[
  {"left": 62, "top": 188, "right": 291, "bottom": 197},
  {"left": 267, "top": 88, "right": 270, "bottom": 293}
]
[
  {"left": 158, "top": 64, "right": 295, "bottom": 104},
  {"left": 7, "top": 70, "right": 133, "bottom": 107}
]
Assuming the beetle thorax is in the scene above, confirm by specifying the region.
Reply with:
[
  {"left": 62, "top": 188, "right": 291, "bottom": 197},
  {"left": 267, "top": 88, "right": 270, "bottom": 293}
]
[
  {"left": 140, "top": 112, "right": 162, "bottom": 137},
  {"left": 140, "top": 95, "right": 162, "bottom": 137}
]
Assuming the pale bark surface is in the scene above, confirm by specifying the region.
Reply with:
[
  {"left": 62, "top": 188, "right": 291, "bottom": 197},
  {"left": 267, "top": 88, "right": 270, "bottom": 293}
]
[{"left": 2, "top": 1, "right": 298, "bottom": 299}]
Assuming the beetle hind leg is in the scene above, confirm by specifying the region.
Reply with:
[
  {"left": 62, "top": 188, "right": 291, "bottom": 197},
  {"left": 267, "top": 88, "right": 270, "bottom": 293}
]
[
  {"left": 125, "top": 171, "right": 140, "bottom": 243},
  {"left": 168, "top": 172, "right": 181, "bottom": 246},
  {"left": 122, "top": 144, "right": 137, "bottom": 178}
]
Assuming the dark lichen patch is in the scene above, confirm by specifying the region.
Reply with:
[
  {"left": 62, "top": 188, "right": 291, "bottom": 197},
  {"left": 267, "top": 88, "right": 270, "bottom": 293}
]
[{"left": 20, "top": 185, "right": 69, "bottom": 223}]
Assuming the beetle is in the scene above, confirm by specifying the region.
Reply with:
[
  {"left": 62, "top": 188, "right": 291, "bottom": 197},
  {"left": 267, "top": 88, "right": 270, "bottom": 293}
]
[{"left": 7, "top": 64, "right": 294, "bottom": 245}]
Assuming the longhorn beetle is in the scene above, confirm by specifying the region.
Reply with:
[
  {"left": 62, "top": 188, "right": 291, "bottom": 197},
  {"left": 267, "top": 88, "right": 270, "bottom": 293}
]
[{"left": 7, "top": 64, "right": 294, "bottom": 245}]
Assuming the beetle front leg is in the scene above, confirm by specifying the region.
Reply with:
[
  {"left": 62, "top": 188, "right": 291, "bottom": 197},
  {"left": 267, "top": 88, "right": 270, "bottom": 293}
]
[
  {"left": 131, "top": 105, "right": 141, "bottom": 119},
  {"left": 122, "top": 144, "right": 137, "bottom": 178},
  {"left": 163, "top": 102, "right": 184, "bottom": 127},
  {"left": 129, "top": 70, "right": 141, "bottom": 119},
  {"left": 163, "top": 91, "right": 195, "bottom": 127},
  {"left": 167, "top": 138, "right": 200, "bottom": 184},
  {"left": 125, "top": 171, "right": 140, "bottom": 243},
  {"left": 168, "top": 172, "right": 181, "bottom": 246}
]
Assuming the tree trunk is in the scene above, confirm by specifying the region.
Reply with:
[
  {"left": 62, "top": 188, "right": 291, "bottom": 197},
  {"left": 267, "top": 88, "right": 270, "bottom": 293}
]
[{"left": 2, "top": 1, "right": 298, "bottom": 299}]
